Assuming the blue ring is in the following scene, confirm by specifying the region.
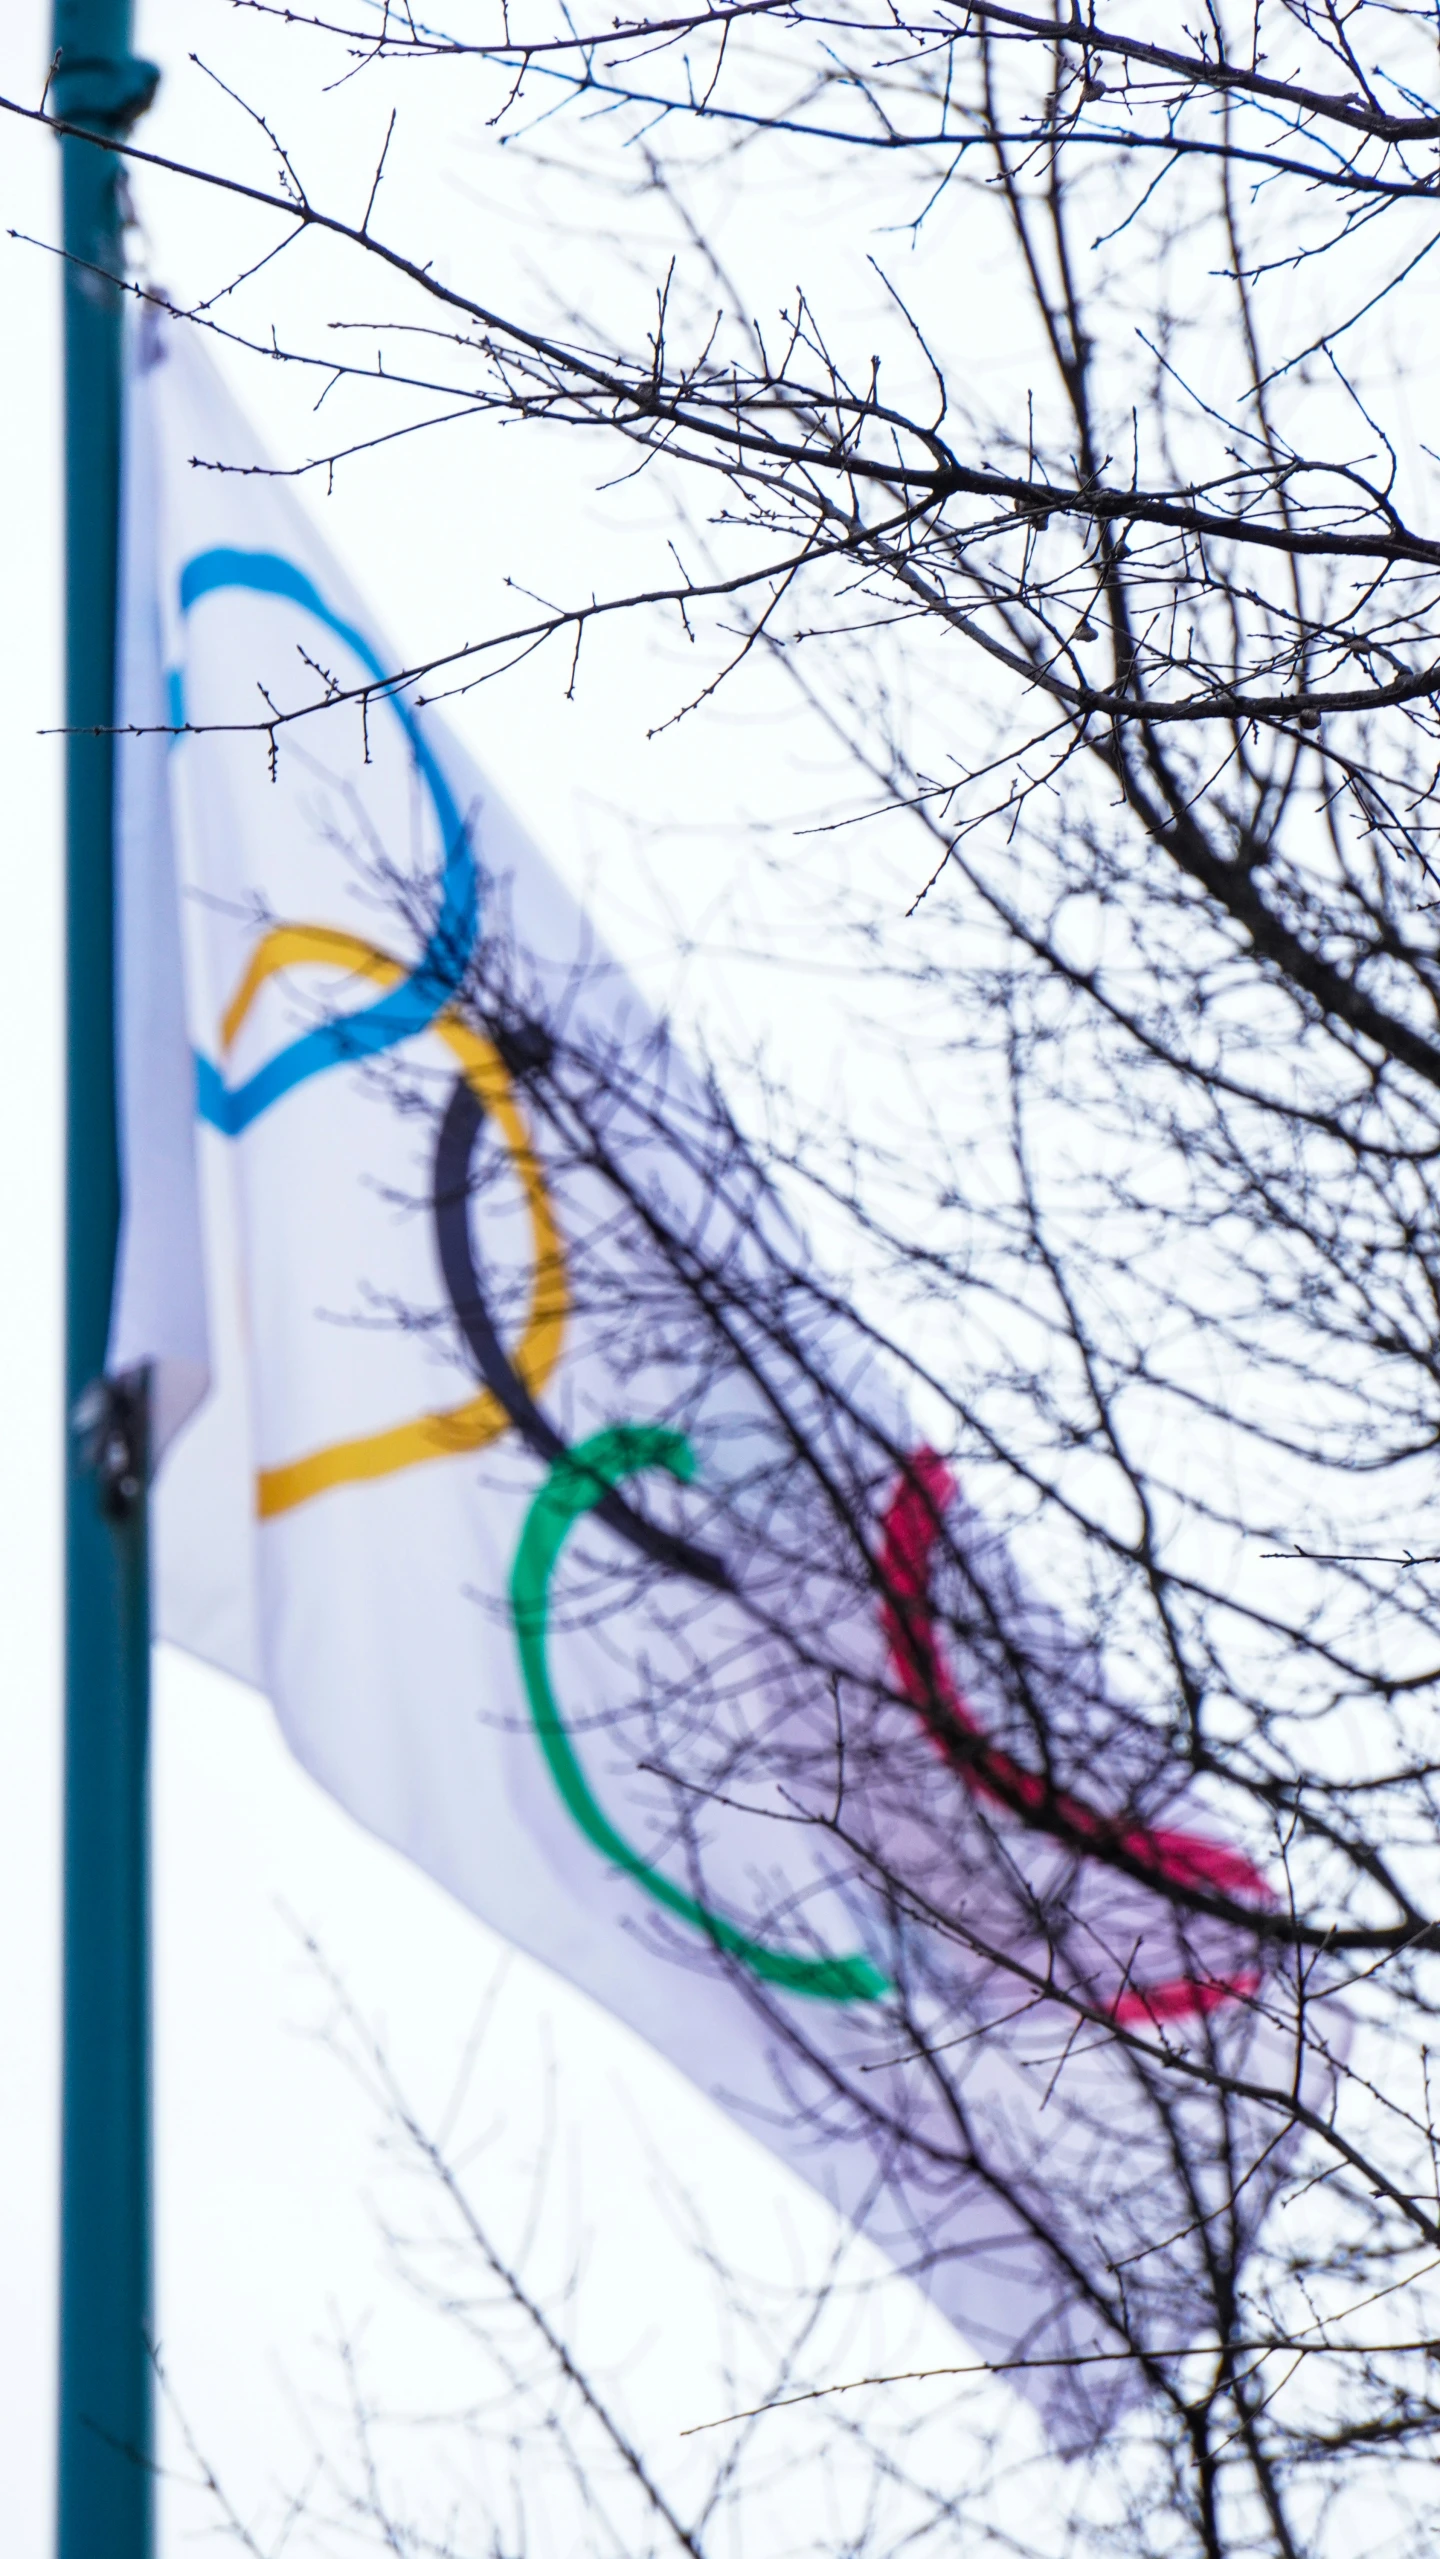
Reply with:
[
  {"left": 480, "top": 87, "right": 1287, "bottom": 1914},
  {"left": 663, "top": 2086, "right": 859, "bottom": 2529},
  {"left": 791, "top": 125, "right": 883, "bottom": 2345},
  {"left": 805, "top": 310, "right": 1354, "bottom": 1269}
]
[{"left": 178, "top": 548, "right": 479, "bottom": 1135}]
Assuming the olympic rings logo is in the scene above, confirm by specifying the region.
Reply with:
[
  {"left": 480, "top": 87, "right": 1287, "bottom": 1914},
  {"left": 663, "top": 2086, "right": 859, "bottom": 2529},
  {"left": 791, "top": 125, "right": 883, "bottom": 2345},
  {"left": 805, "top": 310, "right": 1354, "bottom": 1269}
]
[{"left": 180, "top": 548, "right": 1267, "bottom": 2028}]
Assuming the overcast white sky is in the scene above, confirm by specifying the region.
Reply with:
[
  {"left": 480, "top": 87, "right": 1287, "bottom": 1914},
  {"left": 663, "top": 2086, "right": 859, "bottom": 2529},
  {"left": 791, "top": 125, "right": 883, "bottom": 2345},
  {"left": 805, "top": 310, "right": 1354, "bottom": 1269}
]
[{"left": 0, "top": 7, "right": 1009, "bottom": 2551}]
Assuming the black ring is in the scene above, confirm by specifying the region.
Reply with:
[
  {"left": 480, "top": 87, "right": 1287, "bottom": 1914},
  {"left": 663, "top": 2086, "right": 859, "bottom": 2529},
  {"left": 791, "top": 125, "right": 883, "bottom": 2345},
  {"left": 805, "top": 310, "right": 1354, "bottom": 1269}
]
[{"left": 433, "top": 1072, "right": 731, "bottom": 1592}]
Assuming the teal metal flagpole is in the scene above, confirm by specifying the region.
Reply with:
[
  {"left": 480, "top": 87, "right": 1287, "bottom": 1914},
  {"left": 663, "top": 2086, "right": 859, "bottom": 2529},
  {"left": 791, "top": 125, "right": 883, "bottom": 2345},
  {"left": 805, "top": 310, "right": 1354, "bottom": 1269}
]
[{"left": 50, "top": 8, "right": 159, "bottom": 2556}]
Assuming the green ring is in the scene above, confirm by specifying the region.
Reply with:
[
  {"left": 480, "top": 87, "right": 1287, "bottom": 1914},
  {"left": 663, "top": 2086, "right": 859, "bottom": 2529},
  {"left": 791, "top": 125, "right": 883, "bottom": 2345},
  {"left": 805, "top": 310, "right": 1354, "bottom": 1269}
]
[{"left": 510, "top": 1425, "right": 889, "bottom": 2003}]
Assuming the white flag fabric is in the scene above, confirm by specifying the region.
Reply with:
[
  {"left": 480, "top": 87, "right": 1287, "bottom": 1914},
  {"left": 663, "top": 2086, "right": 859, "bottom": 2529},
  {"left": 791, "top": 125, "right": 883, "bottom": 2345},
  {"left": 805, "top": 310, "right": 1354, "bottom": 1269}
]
[{"left": 114, "top": 311, "right": 1307, "bottom": 2445}]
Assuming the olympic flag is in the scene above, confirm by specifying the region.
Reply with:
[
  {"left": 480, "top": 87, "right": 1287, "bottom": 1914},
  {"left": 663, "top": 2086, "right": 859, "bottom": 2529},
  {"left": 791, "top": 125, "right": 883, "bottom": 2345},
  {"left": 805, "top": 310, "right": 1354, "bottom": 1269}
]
[{"left": 113, "top": 311, "right": 1296, "bottom": 2443}]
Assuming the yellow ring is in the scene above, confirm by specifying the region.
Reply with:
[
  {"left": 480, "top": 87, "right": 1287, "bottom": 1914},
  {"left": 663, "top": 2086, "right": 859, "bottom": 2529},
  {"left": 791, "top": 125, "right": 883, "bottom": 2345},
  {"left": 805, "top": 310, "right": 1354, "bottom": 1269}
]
[{"left": 217, "top": 926, "right": 567, "bottom": 1519}]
